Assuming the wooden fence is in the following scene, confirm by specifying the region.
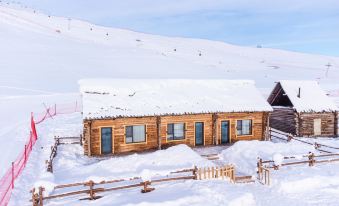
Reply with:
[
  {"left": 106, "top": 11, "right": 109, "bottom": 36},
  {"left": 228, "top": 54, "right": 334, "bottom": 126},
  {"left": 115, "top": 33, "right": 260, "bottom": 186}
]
[
  {"left": 30, "top": 165, "right": 234, "bottom": 205},
  {"left": 257, "top": 158, "right": 271, "bottom": 185},
  {"left": 269, "top": 128, "right": 335, "bottom": 153},
  {"left": 46, "top": 136, "right": 82, "bottom": 173},
  {"left": 197, "top": 165, "right": 235, "bottom": 182},
  {"left": 257, "top": 152, "right": 339, "bottom": 186}
]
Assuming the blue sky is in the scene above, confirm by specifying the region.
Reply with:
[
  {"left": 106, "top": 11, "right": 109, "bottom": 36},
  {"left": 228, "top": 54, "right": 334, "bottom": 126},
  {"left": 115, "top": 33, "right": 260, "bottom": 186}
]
[{"left": 15, "top": 0, "right": 339, "bottom": 56}]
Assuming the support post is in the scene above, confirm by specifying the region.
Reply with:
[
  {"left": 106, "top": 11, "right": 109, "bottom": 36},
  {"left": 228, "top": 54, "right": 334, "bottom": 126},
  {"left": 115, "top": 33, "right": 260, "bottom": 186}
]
[
  {"left": 212, "top": 113, "right": 218, "bottom": 145},
  {"left": 88, "top": 121, "right": 92, "bottom": 156},
  {"left": 80, "top": 134, "right": 83, "bottom": 146},
  {"left": 156, "top": 116, "right": 161, "bottom": 150},
  {"left": 335, "top": 111, "right": 338, "bottom": 137}
]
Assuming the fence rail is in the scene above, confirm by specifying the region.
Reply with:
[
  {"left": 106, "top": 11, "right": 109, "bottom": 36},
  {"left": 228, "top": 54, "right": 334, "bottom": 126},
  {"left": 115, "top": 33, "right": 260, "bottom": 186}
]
[
  {"left": 0, "top": 101, "right": 81, "bottom": 206},
  {"left": 269, "top": 127, "right": 337, "bottom": 153},
  {"left": 30, "top": 165, "right": 235, "bottom": 205},
  {"left": 257, "top": 151, "right": 339, "bottom": 186}
]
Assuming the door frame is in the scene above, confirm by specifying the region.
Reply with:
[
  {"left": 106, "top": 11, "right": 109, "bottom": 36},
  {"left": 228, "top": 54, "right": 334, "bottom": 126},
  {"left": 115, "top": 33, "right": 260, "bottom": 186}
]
[
  {"left": 219, "top": 119, "right": 231, "bottom": 144},
  {"left": 194, "top": 121, "right": 205, "bottom": 146},
  {"left": 99, "top": 126, "right": 114, "bottom": 155}
]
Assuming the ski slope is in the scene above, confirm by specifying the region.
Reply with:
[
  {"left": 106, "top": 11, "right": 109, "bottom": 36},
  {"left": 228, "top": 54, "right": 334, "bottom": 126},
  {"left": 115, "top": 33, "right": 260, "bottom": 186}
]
[{"left": 1, "top": 4, "right": 339, "bottom": 95}]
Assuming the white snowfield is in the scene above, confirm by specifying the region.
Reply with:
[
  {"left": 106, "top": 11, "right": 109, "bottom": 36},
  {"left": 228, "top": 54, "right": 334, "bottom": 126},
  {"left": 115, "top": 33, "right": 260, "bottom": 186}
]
[
  {"left": 80, "top": 79, "right": 273, "bottom": 119},
  {"left": 278, "top": 80, "right": 338, "bottom": 112},
  {"left": 1, "top": 2, "right": 339, "bottom": 206}
]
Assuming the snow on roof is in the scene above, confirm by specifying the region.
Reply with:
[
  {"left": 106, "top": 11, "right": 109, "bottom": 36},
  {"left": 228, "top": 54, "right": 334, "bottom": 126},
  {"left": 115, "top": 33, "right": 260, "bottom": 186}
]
[
  {"left": 79, "top": 79, "right": 273, "bottom": 119},
  {"left": 279, "top": 80, "right": 338, "bottom": 112}
]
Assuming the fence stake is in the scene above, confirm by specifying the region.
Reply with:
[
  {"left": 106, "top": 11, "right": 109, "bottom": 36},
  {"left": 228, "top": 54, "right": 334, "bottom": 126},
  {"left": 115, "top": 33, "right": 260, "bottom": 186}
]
[
  {"left": 38, "top": 187, "right": 44, "bottom": 206},
  {"left": 24, "top": 144, "right": 27, "bottom": 164}
]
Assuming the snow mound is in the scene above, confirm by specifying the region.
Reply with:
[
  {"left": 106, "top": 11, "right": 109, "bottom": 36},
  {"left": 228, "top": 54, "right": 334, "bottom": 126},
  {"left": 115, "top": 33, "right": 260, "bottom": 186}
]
[
  {"left": 279, "top": 175, "right": 339, "bottom": 194},
  {"left": 273, "top": 153, "right": 284, "bottom": 166},
  {"left": 54, "top": 144, "right": 214, "bottom": 184},
  {"left": 228, "top": 193, "right": 256, "bottom": 206},
  {"left": 220, "top": 140, "right": 314, "bottom": 175}
]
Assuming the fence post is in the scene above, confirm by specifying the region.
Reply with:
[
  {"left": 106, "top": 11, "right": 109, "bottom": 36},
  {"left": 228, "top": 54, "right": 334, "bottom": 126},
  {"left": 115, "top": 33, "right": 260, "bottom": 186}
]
[
  {"left": 31, "top": 112, "right": 37, "bottom": 140},
  {"left": 54, "top": 104, "right": 57, "bottom": 115},
  {"left": 11, "top": 162, "right": 14, "bottom": 189},
  {"left": 24, "top": 144, "right": 27, "bottom": 164},
  {"left": 38, "top": 187, "right": 44, "bottom": 206},
  {"left": 288, "top": 134, "right": 292, "bottom": 142},
  {"left": 308, "top": 152, "right": 315, "bottom": 167},
  {"left": 193, "top": 166, "right": 198, "bottom": 180}
]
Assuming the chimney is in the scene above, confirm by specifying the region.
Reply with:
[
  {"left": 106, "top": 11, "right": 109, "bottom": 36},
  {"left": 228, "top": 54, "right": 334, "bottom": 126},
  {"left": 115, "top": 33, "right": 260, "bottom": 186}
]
[{"left": 297, "top": 87, "right": 301, "bottom": 98}]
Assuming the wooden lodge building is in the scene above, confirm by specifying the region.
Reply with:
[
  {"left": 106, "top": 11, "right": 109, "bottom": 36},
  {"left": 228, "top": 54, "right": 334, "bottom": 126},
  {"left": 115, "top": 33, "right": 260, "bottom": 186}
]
[
  {"left": 80, "top": 79, "right": 273, "bottom": 156},
  {"left": 267, "top": 80, "right": 338, "bottom": 137}
]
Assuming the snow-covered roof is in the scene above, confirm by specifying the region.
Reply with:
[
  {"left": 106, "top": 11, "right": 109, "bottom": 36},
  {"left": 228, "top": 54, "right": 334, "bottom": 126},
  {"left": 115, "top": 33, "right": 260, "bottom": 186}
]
[
  {"left": 278, "top": 80, "right": 338, "bottom": 112},
  {"left": 79, "top": 79, "right": 273, "bottom": 119}
]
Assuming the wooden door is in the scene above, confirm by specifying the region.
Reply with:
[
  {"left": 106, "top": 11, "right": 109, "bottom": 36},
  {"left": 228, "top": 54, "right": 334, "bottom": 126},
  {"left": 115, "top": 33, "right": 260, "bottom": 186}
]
[
  {"left": 314, "top": 119, "right": 321, "bottom": 136},
  {"left": 221, "top": 121, "right": 230, "bottom": 144},
  {"left": 195, "top": 122, "right": 204, "bottom": 146},
  {"left": 101, "top": 127, "right": 112, "bottom": 154}
]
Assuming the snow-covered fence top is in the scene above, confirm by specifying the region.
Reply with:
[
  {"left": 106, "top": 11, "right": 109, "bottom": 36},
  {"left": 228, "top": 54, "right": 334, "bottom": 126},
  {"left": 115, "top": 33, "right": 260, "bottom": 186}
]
[
  {"left": 279, "top": 80, "right": 338, "bottom": 112},
  {"left": 79, "top": 79, "right": 273, "bottom": 119}
]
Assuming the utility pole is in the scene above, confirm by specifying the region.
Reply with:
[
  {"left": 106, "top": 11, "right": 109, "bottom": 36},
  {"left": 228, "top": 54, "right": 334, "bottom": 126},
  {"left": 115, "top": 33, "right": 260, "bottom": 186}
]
[
  {"left": 325, "top": 62, "right": 332, "bottom": 78},
  {"left": 68, "top": 18, "right": 72, "bottom": 30}
]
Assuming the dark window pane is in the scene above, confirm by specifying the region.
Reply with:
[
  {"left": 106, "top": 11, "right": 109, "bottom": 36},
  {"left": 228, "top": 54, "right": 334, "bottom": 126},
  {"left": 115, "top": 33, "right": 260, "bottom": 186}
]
[
  {"left": 126, "top": 126, "right": 133, "bottom": 137},
  {"left": 167, "top": 124, "right": 174, "bottom": 140},
  {"left": 237, "top": 120, "right": 242, "bottom": 135}
]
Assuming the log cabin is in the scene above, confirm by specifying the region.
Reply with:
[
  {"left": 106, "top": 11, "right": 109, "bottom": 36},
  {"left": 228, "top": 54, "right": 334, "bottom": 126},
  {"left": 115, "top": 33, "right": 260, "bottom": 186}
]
[
  {"left": 267, "top": 80, "right": 338, "bottom": 137},
  {"left": 79, "top": 79, "right": 273, "bottom": 156}
]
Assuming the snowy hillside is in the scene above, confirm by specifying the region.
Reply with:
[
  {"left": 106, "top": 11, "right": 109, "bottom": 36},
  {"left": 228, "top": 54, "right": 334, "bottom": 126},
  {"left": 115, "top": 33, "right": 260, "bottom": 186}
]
[{"left": 1, "top": 4, "right": 339, "bottom": 95}]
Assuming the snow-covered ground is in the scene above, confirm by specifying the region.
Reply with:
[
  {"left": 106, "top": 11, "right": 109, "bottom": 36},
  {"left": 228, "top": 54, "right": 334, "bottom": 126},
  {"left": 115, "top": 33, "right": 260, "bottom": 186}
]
[{"left": 9, "top": 113, "right": 339, "bottom": 206}]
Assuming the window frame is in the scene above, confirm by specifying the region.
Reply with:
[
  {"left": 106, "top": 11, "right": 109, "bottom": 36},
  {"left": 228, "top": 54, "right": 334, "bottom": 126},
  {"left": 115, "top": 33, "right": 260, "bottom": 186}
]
[
  {"left": 236, "top": 119, "right": 253, "bottom": 136},
  {"left": 167, "top": 123, "right": 186, "bottom": 141},
  {"left": 125, "top": 125, "right": 146, "bottom": 144}
]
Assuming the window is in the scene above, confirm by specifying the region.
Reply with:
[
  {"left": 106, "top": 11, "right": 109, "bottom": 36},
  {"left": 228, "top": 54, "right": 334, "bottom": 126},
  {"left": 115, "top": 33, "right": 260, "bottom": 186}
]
[
  {"left": 167, "top": 123, "right": 185, "bottom": 140},
  {"left": 237, "top": 120, "right": 252, "bottom": 136},
  {"left": 125, "top": 125, "right": 146, "bottom": 143}
]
